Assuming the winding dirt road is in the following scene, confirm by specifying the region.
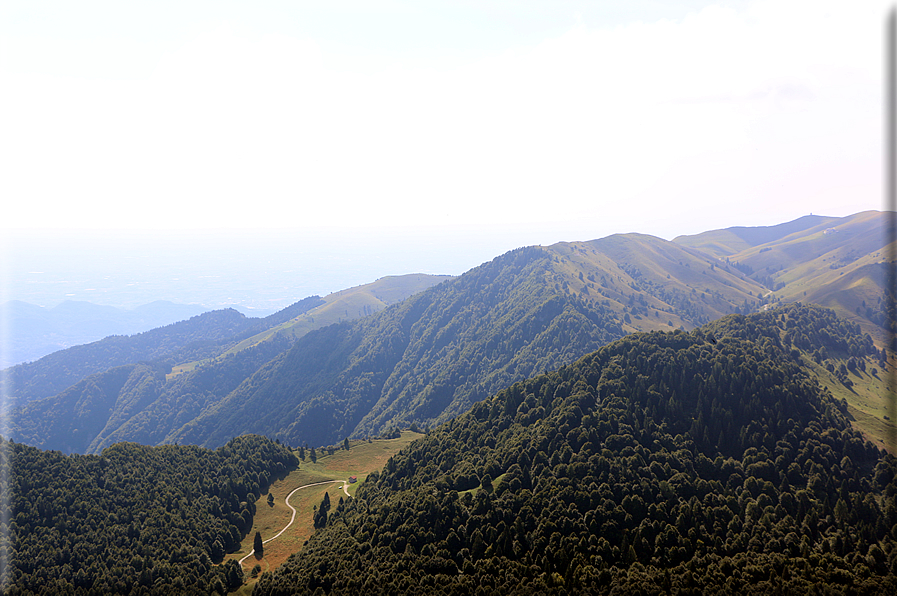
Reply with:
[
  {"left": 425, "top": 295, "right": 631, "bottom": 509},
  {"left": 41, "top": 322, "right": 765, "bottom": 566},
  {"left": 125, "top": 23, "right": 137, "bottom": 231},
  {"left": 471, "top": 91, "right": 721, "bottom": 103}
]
[{"left": 238, "top": 479, "right": 350, "bottom": 567}]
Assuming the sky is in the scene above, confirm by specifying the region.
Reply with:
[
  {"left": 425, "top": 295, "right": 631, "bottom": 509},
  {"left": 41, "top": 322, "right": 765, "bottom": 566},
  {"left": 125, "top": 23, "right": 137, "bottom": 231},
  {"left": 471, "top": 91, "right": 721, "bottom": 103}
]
[{"left": 0, "top": 0, "right": 891, "bottom": 310}]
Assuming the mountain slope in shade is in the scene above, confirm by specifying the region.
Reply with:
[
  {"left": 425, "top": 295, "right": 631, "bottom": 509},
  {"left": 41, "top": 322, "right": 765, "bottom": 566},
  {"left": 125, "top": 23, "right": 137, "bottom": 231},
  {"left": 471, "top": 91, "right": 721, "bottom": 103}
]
[
  {"left": 193, "top": 273, "right": 455, "bottom": 372},
  {"left": 167, "top": 247, "right": 623, "bottom": 450},
  {"left": 0, "top": 307, "right": 266, "bottom": 405},
  {"left": 5, "top": 212, "right": 888, "bottom": 458},
  {"left": 254, "top": 304, "right": 896, "bottom": 595}
]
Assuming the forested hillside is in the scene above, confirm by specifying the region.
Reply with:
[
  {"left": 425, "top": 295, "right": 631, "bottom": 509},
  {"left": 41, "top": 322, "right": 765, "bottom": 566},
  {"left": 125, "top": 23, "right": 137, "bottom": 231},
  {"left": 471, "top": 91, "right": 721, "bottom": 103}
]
[
  {"left": 170, "top": 233, "right": 778, "bottom": 449},
  {"left": 0, "top": 303, "right": 300, "bottom": 406},
  {"left": 4, "top": 212, "right": 889, "bottom": 458},
  {"left": 254, "top": 305, "right": 896, "bottom": 595},
  {"left": 170, "top": 246, "right": 625, "bottom": 449},
  {"left": 0, "top": 435, "right": 296, "bottom": 596},
  {"left": 7, "top": 335, "right": 294, "bottom": 454}
]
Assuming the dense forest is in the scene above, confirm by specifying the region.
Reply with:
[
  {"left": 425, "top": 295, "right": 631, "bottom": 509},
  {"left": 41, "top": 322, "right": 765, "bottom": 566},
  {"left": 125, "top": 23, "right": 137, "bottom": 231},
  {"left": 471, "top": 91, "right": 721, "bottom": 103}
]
[
  {"left": 0, "top": 435, "right": 297, "bottom": 596},
  {"left": 254, "top": 305, "right": 896, "bottom": 594}
]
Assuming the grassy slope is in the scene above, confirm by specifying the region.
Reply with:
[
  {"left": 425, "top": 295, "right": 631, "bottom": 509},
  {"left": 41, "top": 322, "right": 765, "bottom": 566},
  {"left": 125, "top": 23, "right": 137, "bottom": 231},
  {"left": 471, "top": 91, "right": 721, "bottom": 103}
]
[
  {"left": 726, "top": 211, "right": 889, "bottom": 343},
  {"left": 801, "top": 353, "right": 897, "bottom": 454},
  {"left": 169, "top": 275, "right": 451, "bottom": 379},
  {"left": 227, "top": 431, "right": 423, "bottom": 593},
  {"left": 671, "top": 214, "right": 838, "bottom": 258},
  {"left": 676, "top": 211, "right": 891, "bottom": 346},
  {"left": 545, "top": 233, "right": 766, "bottom": 332}
]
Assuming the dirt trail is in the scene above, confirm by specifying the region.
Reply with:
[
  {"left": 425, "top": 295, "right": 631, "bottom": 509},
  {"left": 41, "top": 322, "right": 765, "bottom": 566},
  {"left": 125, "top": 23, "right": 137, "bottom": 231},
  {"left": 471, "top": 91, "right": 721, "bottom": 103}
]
[{"left": 238, "top": 479, "right": 348, "bottom": 567}]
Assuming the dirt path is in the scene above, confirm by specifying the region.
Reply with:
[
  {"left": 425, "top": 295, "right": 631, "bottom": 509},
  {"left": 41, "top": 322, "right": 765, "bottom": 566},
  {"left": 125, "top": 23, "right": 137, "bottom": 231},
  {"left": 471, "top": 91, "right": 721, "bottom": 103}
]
[{"left": 238, "top": 479, "right": 348, "bottom": 567}]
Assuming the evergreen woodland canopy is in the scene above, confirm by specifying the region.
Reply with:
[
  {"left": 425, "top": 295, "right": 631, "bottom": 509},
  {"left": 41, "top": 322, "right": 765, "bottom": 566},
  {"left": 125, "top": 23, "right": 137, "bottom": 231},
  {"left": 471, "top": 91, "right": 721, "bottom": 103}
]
[
  {"left": 0, "top": 435, "right": 296, "bottom": 596},
  {"left": 254, "top": 305, "right": 896, "bottom": 595}
]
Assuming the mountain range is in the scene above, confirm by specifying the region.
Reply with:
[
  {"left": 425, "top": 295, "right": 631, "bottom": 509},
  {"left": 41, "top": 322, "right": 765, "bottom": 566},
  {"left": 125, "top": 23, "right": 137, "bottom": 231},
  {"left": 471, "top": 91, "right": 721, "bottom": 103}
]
[
  {"left": 4, "top": 303, "right": 893, "bottom": 594},
  {"left": 1, "top": 211, "right": 891, "bottom": 456},
  {"left": 1, "top": 210, "right": 895, "bottom": 595}
]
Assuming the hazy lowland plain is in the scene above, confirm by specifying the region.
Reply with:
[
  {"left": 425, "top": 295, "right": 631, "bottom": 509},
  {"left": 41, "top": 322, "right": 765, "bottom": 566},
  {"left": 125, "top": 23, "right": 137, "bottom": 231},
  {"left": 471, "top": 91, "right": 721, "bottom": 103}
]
[{"left": 1, "top": 211, "right": 897, "bottom": 595}]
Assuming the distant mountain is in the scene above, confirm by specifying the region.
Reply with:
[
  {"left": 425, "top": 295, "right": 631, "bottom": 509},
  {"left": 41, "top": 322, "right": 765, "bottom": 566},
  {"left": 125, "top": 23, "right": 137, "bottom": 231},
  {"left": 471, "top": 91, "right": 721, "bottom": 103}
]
[
  {"left": 0, "top": 307, "right": 267, "bottom": 406},
  {"left": 0, "top": 299, "right": 211, "bottom": 367},
  {"left": 2, "top": 275, "right": 454, "bottom": 453},
  {"left": 174, "top": 274, "right": 455, "bottom": 378},
  {"left": 254, "top": 304, "right": 896, "bottom": 595},
  {"left": 675, "top": 211, "right": 891, "bottom": 344},
  {"left": 673, "top": 213, "right": 836, "bottom": 257}
]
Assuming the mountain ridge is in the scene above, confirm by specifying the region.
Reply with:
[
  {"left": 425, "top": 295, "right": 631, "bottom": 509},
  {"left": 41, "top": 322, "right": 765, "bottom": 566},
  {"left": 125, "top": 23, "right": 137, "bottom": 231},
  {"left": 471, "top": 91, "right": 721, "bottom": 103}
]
[{"left": 4, "top": 211, "right": 891, "bottom": 457}]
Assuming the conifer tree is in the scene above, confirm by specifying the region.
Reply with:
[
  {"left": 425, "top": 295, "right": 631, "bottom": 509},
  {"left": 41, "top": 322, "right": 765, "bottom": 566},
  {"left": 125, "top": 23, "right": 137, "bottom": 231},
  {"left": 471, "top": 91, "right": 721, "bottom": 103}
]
[{"left": 254, "top": 531, "right": 264, "bottom": 558}]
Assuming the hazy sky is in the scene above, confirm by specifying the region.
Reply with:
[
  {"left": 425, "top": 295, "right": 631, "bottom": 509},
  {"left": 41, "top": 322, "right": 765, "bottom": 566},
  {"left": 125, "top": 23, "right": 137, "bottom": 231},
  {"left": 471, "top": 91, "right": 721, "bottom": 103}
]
[{"left": 0, "top": 0, "right": 890, "bottom": 309}]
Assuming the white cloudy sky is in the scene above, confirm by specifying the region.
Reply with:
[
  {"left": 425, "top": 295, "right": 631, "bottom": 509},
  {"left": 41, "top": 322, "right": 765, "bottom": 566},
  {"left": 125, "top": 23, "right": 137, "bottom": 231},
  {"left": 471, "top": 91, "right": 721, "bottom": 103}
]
[{"left": 1, "top": 0, "right": 887, "bottom": 246}]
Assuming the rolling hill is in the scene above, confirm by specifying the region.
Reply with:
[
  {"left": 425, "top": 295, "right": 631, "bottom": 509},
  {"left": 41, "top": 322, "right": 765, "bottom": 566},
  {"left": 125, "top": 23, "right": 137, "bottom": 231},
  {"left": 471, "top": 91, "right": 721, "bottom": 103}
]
[{"left": 675, "top": 210, "right": 892, "bottom": 345}]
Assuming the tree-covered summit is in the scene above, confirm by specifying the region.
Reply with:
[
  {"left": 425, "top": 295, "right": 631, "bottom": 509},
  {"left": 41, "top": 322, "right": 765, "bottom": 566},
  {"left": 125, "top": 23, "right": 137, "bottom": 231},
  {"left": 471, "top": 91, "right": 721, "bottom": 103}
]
[{"left": 254, "top": 305, "right": 896, "bottom": 595}]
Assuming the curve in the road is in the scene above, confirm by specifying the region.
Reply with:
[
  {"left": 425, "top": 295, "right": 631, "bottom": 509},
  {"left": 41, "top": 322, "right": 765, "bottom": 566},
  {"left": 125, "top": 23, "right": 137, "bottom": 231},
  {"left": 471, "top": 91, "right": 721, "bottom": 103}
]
[{"left": 238, "top": 479, "right": 349, "bottom": 567}]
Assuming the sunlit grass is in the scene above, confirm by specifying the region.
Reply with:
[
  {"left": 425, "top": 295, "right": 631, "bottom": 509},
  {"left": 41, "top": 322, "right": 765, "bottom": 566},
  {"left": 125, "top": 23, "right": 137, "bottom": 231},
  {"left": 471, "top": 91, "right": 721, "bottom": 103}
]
[{"left": 226, "top": 431, "right": 423, "bottom": 590}]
